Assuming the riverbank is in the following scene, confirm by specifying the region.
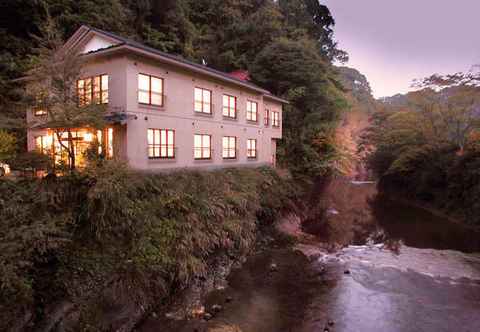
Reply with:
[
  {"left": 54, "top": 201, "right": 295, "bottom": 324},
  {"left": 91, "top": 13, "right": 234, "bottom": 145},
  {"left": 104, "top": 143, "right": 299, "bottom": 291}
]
[
  {"left": 0, "top": 164, "right": 302, "bottom": 331},
  {"left": 145, "top": 176, "right": 480, "bottom": 332}
]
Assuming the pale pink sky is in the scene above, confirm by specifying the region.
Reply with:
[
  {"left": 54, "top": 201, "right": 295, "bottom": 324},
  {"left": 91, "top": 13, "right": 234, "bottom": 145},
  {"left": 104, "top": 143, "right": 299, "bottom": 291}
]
[{"left": 323, "top": 0, "right": 480, "bottom": 98}]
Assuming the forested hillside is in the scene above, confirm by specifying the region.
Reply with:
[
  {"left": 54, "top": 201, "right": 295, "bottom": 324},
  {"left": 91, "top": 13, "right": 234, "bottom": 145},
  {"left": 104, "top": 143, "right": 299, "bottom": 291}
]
[
  {"left": 0, "top": 0, "right": 350, "bottom": 178},
  {"left": 363, "top": 73, "right": 480, "bottom": 225}
]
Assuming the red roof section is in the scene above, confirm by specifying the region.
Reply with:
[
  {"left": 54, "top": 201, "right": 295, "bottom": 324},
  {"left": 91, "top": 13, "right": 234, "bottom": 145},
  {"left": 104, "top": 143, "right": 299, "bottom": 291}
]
[{"left": 228, "top": 70, "right": 251, "bottom": 81}]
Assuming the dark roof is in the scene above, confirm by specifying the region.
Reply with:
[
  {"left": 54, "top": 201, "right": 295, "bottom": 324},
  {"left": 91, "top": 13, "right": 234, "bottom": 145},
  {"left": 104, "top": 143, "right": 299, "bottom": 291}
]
[{"left": 85, "top": 26, "right": 277, "bottom": 96}]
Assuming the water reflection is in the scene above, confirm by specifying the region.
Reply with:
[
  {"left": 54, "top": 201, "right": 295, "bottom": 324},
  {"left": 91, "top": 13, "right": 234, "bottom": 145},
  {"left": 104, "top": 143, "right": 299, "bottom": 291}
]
[{"left": 370, "top": 194, "right": 480, "bottom": 253}]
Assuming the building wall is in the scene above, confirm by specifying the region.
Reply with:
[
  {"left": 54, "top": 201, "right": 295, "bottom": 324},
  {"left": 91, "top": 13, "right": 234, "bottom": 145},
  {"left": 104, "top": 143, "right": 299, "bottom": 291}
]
[
  {"left": 122, "top": 55, "right": 283, "bottom": 170},
  {"left": 27, "top": 53, "right": 283, "bottom": 171}
]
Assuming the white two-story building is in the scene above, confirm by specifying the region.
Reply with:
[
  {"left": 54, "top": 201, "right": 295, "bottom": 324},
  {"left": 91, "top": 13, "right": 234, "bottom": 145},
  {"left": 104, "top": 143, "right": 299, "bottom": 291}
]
[{"left": 27, "top": 26, "right": 286, "bottom": 171}]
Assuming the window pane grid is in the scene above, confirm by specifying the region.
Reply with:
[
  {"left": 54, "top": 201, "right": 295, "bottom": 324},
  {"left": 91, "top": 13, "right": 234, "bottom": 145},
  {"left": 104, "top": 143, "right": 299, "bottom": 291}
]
[
  {"left": 138, "top": 74, "right": 164, "bottom": 106},
  {"left": 148, "top": 129, "right": 175, "bottom": 158},
  {"left": 272, "top": 111, "right": 280, "bottom": 127},
  {"left": 223, "top": 95, "right": 236, "bottom": 118},
  {"left": 222, "top": 136, "right": 237, "bottom": 159},
  {"left": 247, "top": 139, "right": 257, "bottom": 158},
  {"left": 194, "top": 134, "right": 212, "bottom": 159},
  {"left": 247, "top": 101, "right": 258, "bottom": 122},
  {"left": 77, "top": 75, "right": 109, "bottom": 106},
  {"left": 264, "top": 109, "right": 270, "bottom": 126},
  {"left": 194, "top": 88, "right": 212, "bottom": 114}
]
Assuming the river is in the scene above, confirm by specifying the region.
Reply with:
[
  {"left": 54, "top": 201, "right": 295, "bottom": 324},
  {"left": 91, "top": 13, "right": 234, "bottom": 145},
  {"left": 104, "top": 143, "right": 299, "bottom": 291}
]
[{"left": 140, "top": 179, "right": 480, "bottom": 332}]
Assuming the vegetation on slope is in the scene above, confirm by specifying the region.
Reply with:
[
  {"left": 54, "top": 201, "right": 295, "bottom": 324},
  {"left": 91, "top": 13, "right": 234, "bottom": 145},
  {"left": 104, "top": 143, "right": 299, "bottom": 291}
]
[
  {"left": 0, "top": 164, "right": 300, "bottom": 330},
  {"left": 0, "top": 0, "right": 350, "bottom": 179},
  {"left": 363, "top": 73, "right": 480, "bottom": 225}
]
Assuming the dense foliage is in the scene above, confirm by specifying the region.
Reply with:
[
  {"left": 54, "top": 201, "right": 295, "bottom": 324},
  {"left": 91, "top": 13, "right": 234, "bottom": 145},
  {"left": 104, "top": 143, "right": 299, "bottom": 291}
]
[
  {"left": 0, "top": 0, "right": 349, "bottom": 178},
  {"left": 363, "top": 75, "right": 480, "bottom": 225},
  {"left": 0, "top": 165, "right": 299, "bottom": 330}
]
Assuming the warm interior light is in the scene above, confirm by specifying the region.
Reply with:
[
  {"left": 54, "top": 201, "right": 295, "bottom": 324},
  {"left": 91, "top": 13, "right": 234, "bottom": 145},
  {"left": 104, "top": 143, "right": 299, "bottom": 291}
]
[{"left": 84, "top": 132, "right": 93, "bottom": 142}]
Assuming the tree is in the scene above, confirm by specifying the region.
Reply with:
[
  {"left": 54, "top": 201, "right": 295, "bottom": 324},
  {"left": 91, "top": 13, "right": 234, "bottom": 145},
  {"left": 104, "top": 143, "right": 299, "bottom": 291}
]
[
  {"left": 0, "top": 130, "right": 16, "bottom": 162},
  {"left": 409, "top": 72, "right": 480, "bottom": 153},
  {"left": 251, "top": 38, "right": 348, "bottom": 178},
  {"left": 26, "top": 15, "right": 107, "bottom": 171}
]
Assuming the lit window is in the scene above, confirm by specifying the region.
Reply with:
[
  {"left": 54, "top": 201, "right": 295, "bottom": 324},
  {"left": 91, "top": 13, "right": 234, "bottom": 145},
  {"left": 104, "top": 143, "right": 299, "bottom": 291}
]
[
  {"left": 77, "top": 74, "right": 109, "bottom": 106},
  {"left": 194, "top": 88, "right": 212, "bottom": 114},
  {"left": 147, "top": 129, "right": 175, "bottom": 159},
  {"left": 272, "top": 111, "right": 280, "bottom": 127},
  {"left": 264, "top": 109, "right": 270, "bottom": 126},
  {"left": 222, "top": 136, "right": 236, "bottom": 159},
  {"left": 247, "top": 101, "right": 258, "bottom": 122},
  {"left": 107, "top": 128, "right": 114, "bottom": 158},
  {"left": 247, "top": 139, "right": 257, "bottom": 158},
  {"left": 194, "top": 134, "right": 211, "bottom": 159},
  {"left": 138, "top": 74, "right": 164, "bottom": 106},
  {"left": 223, "top": 95, "right": 236, "bottom": 118},
  {"left": 33, "top": 94, "right": 47, "bottom": 116},
  {"left": 35, "top": 135, "right": 52, "bottom": 154}
]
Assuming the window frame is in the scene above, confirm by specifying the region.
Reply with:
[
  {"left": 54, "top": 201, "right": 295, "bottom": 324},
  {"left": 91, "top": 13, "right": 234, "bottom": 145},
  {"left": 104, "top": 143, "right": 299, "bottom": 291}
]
[
  {"left": 222, "top": 94, "right": 237, "bottom": 118},
  {"left": 147, "top": 128, "right": 175, "bottom": 159},
  {"left": 194, "top": 134, "right": 212, "bottom": 160},
  {"left": 35, "top": 135, "right": 50, "bottom": 154},
  {"left": 77, "top": 74, "right": 109, "bottom": 106},
  {"left": 138, "top": 73, "right": 164, "bottom": 107},
  {"left": 33, "top": 93, "right": 48, "bottom": 116},
  {"left": 222, "top": 136, "right": 237, "bottom": 159},
  {"left": 264, "top": 109, "right": 270, "bottom": 126},
  {"left": 194, "top": 87, "right": 213, "bottom": 114},
  {"left": 272, "top": 111, "right": 280, "bottom": 127},
  {"left": 246, "top": 100, "right": 258, "bottom": 122},
  {"left": 247, "top": 138, "right": 257, "bottom": 159}
]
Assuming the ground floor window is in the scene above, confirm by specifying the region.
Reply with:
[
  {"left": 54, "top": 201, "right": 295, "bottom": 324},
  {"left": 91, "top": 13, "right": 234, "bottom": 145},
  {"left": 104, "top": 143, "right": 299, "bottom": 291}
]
[
  {"left": 35, "top": 135, "right": 52, "bottom": 153},
  {"left": 222, "top": 136, "right": 237, "bottom": 159},
  {"left": 247, "top": 139, "right": 257, "bottom": 158},
  {"left": 148, "top": 129, "right": 175, "bottom": 158},
  {"left": 194, "top": 134, "right": 212, "bottom": 159},
  {"left": 36, "top": 128, "right": 114, "bottom": 168}
]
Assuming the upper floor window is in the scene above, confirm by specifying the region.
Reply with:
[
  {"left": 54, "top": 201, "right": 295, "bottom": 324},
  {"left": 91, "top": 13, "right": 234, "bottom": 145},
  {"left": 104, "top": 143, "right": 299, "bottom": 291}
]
[
  {"left": 272, "top": 111, "right": 280, "bottom": 127},
  {"left": 77, "top": 74, "right": 109, "bottom": 106},
  {"left": 194, "top": 87, "right": 212, "bottom": 114},
  {"left": 148, "top": 128, "right": 175, "bottom": 159},
  {"left": 138, "top": 74, "right": 164, "bottom": 106},
  {"left": 246, "top": 101, "right": 258, "bottom": 122},
  {"left": 33, "top": 94, "right": 47, "bottom": 116},
  {"left": 264, "top": 109, "right": 270, "bottom": 126},
  {"left": 222, "top": 94, "right": 237, "bottom": 118},
  {"left": 222, "top": 136, "right": 237, "bottom": 159},
  {"left": 194, "top": 134, "right": 212, "bottom": 159},
  {"left": 247, "top": 139, "right": 257, "bottom": 158}
]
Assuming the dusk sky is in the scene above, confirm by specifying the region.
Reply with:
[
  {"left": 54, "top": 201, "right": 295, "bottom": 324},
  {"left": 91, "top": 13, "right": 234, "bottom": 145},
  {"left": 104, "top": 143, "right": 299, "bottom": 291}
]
[{"left": 322, "top": 0, "right": 480, "bottom": 98}]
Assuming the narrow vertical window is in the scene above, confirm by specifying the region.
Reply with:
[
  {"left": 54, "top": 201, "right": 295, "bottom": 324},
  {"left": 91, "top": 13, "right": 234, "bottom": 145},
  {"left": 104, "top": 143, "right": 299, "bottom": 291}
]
[
  {"left": 194, "top": 134, "right": 212, "bottom": 159},
  {"left": 148, "top": 129, "right": 175, "bottom": 158},
  {"left": 138, "top": 74, "right": 164, "bottom": 106},
  {"left": 222, "top": 94, "right": 237, "bottom": 118},
  {"left": 264, "top": 109, "right": 270, "bottom": 126},
  {"left": 222, "top": 136, "right": 237, "bottom": 159},
  {"left": 247, "top": 139, "right": 257, "bottom": 158},
  {"left": 246, "top": 101, "right": 258, "bottom": 122},
  {"left": 194, "top": 87, "right": 212, "bottom": 114},
  {"left": 272, "top": 111, "right": 280, "bottom": 127}
]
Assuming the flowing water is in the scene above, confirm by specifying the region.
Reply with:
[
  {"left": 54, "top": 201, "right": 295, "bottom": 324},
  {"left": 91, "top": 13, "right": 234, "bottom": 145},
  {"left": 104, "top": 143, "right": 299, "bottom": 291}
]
[
  {"left": 140, "top": 179, "right": 480, "bottom": 332},
  {"left": 140, "top": 111, "right": 480, "bottom": 331}
]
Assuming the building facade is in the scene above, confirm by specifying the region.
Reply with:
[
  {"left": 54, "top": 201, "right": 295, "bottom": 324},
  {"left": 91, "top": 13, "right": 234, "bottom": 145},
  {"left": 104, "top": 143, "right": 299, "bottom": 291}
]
[{"left": 27, "top": 26, "right": 286, "bottom": 171}]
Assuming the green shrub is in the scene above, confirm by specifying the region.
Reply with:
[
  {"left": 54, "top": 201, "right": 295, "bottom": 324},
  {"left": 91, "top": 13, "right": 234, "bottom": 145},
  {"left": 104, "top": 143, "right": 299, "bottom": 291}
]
[{"left": 0, "top": 165, "right": 299, "bottom": 330}]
